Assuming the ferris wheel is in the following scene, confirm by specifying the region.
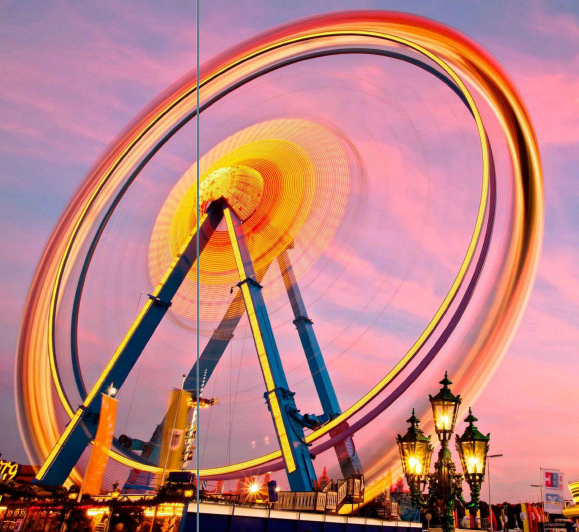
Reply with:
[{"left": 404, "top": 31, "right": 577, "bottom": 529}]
[{"left": 16, "top": 11, "right": 543, "bottom": 495}]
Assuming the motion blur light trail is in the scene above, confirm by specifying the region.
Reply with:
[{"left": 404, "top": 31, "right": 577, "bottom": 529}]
[
  {"left": 16, "top": 11, "right": 542, "bottom": 491},
  {"left": 149, "top": 119, "right": 352, "bottom": 324}
]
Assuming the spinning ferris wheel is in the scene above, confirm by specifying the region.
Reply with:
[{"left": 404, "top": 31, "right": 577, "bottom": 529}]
[{"left": 16, "top": 11, "right": 542, "bottom": 496}]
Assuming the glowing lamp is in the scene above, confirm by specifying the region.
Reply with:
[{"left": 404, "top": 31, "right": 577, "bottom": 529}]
[
  {"left": 184, "top": 490, "right": 194, "bottom": 499},
  {"left": 455, "top": 408, "right": 490, "bottom": 482},
  {"left": 68, "top": 485, "right": 80, "bottom": 500},
  {"left": 249, "top": 483, "right": 260, "bottom": 494},
  {"left": 106, "top": 383, "right": 118, "bottom": 397},
  {"left": 396, "top": 410, "right": 433, "bottom": 481},
  {"left": 429, "top": 372, "right": 461, "bottom": 440}
]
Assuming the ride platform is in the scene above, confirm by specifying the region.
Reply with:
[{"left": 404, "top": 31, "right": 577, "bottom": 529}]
[{"left": 185, "top": 502, "right": 422, "bottom": 532}]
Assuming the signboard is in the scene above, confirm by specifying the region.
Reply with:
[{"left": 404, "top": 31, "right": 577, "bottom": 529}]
[
  {"left": 0, "top": 460, "right": 21, "bottom": 481},
  {"left": 569, "top": 481, "right": 579, "bottom": 504},
  {"left": 160, "top": 389, "right": 192, "bottom": 475},
  {"left": 543, "top": 469, "right": 565, "bottom": 514}
]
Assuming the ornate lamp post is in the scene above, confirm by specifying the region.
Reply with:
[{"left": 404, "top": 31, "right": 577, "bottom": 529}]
[
  {"left": 397, "top": 409, "right": 434, "bottom": 506},
  {"left": 396, "top": 373, "right": 490, "bottom": 532},
  {"left": 456, "top": 409, "right": 490, "bottom": 526}
]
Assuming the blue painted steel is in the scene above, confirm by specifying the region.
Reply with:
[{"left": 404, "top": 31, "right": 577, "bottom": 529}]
[
  {"left": 35, "top": 204, "right": 224, "bottom": 486},
  {"left": 182, "top": 258, "right": 274, "bottom": 394},
  {"left": 277, "top": 250, "right": 363, "bottom": 478},
  {"left": 225, "top": 208, "right": 317, "bottom": 492},
  {"left": 118, "top": 263, "right": 275, "bottom": 486},
  {"left": 183, "top": 290, "right": 243, "bottom": 393},
  {"left": 277, "top": 250, "right": 341, "bottom": 418}
]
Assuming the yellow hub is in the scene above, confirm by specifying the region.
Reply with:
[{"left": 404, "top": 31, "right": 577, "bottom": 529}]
[
  {"left": 199, "top": 165, "right": 264, "bottom": 222},
  {"left": 148, "top": 118, "right": 353, "bottom": 324}
]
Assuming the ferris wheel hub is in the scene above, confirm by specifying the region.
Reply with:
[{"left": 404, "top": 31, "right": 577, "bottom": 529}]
[{"left": 199, "top": 165, "right": 264, "bottom": 222}]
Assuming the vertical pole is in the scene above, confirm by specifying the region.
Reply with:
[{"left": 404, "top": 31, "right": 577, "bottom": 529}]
[
  {"left": 489, "top": 461, "right": 492, "bottom": 531},
  {"left": 540, "top": 469, "right": 544, "bottom": 524},
  {"left": 149, "top": 505, "right": 158, "bottom": 532},
  {"left": 178, "top": 501, "right": 189, "bottom": 532},
  {"left": 488, "top": 455, "right": 503, "bottom": 531},
  {"left": 195, "top": 0, "right": 200, "bottom": 529}
]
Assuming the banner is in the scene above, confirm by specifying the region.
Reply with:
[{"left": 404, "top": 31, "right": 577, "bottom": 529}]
[
  {"left": 160, "top": 389, "right": 192, "bottom": 477},
  {"left": 542, "top": 469, "right": 565, "bottom": 514},
  {"left": 82, "top": 393, "right": 118, "bottom": 496}
]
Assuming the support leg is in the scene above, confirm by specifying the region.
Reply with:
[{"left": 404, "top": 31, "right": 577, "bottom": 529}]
[
  {"left": 35, "top": 204, "right": 224, "bottom": 485},
  {"left": 224, "top": 206, "right": 317, "bottom": 492},
  {"left": 277, "top": 249, "right": 363, "bottom": 478}
]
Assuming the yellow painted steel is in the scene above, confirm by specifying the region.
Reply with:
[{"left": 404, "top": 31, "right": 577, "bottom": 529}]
[
  {"left": 223, "top": 206, "right": 296, "bottom": 473},
  {"left": 37, "top": 214, "right": 208, "bottom": 481},
  {"left": 33, "top": 23, "right": 543, "bottom": 481},
  {"left": 267, "top": 391, "right": 296, "bottom": 473}
]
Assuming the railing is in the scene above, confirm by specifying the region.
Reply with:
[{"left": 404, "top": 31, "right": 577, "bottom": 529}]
[
  {"left": 294, "top": 491, "right": 316, "bottom": 511},
  {"left": 272, "top": 474, "right": 376, "bottom": 515},
  {"left": 337, "top": 480, "right": 348, "bottom": 511},
  {"left": 326, "top": 491, "right": 337, "bottom": 512},
  {"left": 277, "top": 491, "right": 295, "bottom": 511},
  {"left": 315, "top": 492, "right": 327, "bottom": 512},
  {"left": 390, "top": 501, "right": 400, "bottom": 519}
]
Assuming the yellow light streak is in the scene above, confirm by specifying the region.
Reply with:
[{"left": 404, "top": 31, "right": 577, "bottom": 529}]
[
  {"left": 19, "top": 13, "right": 543, "bottom": 484},
  {"left": 48, "top": 31, "right": 484, "bottom": 460},
  {"left": 36, "top": 215, "right": 208, "bottom": 481}
]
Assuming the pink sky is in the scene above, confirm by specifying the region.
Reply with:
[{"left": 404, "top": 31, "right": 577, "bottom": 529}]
[{"left": 1, "top": 0, "right": 579, "bottom": 504}]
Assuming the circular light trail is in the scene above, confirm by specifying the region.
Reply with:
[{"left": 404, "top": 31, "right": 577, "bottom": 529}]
[
  {"left": 149, "top": 118, "right": 352, "bottom": 324},
  {"left": 16, "top": 11, "right": 542, "bottom": 486}
]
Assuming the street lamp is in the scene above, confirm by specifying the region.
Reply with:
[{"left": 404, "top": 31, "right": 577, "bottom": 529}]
[
  {"left": 397, "top": 409, "right": 434, "bottom": 506},
  {"left": 430, "top": 372, "right": 461, "bottom": 439},
  {"left": 456, "top": 409, "right": 490, "bottom": 524},
  {"left": 397, "top": 373, "right": 490, "bottom": 532}
]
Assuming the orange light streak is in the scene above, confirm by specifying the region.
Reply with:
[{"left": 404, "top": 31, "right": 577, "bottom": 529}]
[{"left": 17, "top": 12, "right": 542, "bottom": 487}]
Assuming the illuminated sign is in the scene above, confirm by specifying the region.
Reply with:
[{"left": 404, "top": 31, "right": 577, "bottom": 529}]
[{"left": 0, "top": 460, "right": 20, "bottom": 481}]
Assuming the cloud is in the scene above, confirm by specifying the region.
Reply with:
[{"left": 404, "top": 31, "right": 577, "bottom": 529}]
[
  {"left": 537, "top": 250, "right": 579, "bottom": 308},
  {"left": 487, "top": 8, "right": 579, "bottom": 147}
]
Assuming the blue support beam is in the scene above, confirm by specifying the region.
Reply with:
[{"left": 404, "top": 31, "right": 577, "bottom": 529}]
[
  {"left": 277, "top": 249, "right": 341, "bottom": 419},
  {"left": 182, "top": 257, "right": 274, "bottom": 394},
  {"left": 223, "top": 206, "right": 318, "bottom": 492},
  {"left": 35, "top": 204, "right": 224, "bottom": 486},
  {"left": 277, "top": 249, "right": 363, "bottom": 478}
]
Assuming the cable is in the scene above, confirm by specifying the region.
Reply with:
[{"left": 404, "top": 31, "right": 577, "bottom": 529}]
[{"left": 195, "top": 0, "right": 200, "bottom": 529}]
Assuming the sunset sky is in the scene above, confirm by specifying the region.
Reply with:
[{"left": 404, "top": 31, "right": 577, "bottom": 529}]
[{"left": 1, "top": 0, "right": 579, "bottom": 504}]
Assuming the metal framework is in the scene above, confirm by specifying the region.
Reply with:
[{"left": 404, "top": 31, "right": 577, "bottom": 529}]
[{"left": 35, "top": 197, "right": 360, "bottom": 491}]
